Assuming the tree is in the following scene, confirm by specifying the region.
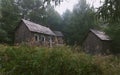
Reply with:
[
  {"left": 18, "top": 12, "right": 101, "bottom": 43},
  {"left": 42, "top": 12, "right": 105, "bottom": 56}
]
[
  {"left": 62, "top": 10, "right": 72, "bottom": 29},
  {"left": 105, "top": 23, "right": 120, "bottom": 53},
  {"left": 16, "top": 0, "right": 45, "bottom": 20},
  {"left": 98, "top": 0, "right": 120, "bottom": 23},
  {"left": 63, "top": 0, "right": 96, "bottom": 45},
  {"left": 45, "top": 5, "right": 62, "bottom": 30},
  {"left": 0, "top": 0, "right": 21, "bottom": 43}
]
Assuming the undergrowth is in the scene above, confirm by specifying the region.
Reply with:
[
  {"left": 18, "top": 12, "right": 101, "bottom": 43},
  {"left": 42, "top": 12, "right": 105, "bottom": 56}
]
[{"left": 0, "top": 45, "right": 120, "bottom": 75}]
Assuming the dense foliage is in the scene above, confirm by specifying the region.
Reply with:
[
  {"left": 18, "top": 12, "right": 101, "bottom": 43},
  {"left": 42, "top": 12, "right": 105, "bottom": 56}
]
[
  {"left": 97, "top": 0, "right": 120, "bottom": 53},
  {"left": 98, "top": 0, "right": 120, "bottom": 23},
  {"left": 62, "top": 0, "right": 96, "bottom": 45},
  {"left": 105, "top": 23, "right": 120, "bottom": 53},
  {"left": 0, "top": 45, "right": 120, "bottom": 75}
]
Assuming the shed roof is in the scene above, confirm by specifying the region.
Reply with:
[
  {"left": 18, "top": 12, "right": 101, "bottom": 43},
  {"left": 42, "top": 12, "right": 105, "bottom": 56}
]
[
  {"left": 53, "top": 31, "right": 64, "bottom": 37},
  {"left": 22, "top": 19, "right": 55, "bottom": 36},
  {"left": 90, "top": 29, "right": 111, "bottom": 41}
]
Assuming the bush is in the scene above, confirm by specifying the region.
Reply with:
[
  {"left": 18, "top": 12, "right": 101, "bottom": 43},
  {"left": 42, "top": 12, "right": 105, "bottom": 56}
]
[{"left": 0, "top": 45, "right": 120, "bottom": 75}]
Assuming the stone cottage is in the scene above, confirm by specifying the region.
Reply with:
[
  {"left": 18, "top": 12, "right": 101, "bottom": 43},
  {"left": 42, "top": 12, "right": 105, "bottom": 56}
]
[
  {"left": 53, "top": 31, "right": 64, "bottom": 45},
  {"left": 14, "top": 19, "right": 64, "bottom": 47},
  {"left": 82, "top": 29, "right": 111, "bottom": 55}
]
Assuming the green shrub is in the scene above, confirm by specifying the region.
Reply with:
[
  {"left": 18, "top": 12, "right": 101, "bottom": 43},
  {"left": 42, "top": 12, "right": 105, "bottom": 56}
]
[{"left": 0, "top": 45, "right": 120, "bottom": 75}]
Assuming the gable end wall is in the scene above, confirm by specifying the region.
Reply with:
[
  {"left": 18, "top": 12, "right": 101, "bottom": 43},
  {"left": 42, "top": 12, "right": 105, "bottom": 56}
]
[
  {"left": 15, "top": 22, "right": 33, "bottom": 43},
  {"left": 83, "top": 32, "right": 103, "bottom": 54}
]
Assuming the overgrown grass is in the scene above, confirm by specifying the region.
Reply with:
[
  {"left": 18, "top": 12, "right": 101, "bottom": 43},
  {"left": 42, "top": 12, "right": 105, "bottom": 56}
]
[{"left": 0, "top": 45, "right": 120, "bottom": 75}]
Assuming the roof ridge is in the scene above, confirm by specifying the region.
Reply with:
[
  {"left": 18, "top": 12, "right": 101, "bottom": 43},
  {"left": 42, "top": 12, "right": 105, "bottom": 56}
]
[
  {"left": 21, "top": 19, "right": 55, "bottom": 36},
  {"left": 22, "top": 19, "right": 49, "bottom": 29},
  {"left": 90, "top": 29, "right": 111, "bottom": 41}
]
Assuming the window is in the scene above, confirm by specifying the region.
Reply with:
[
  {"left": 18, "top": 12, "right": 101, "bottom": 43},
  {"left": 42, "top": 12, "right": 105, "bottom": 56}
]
[
  {"left": 48, "top": 36, "right": 52, "bottom": 42},
  {"left": 34, "top": 34, "right": 39, "bottom": 41},
  {"left": 40, "top": 35, "right": 45, "bottom": 42}
]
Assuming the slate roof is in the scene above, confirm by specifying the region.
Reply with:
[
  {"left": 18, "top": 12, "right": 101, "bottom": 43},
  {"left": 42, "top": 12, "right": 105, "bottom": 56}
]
[
  {"left": 53, "top": 31, "right": 64, "bottom": 37},
  {"left": 90, "top": 29, "right": 111, "bottom": 41},
  {"left": 22, "top": 19, "right": 55, "bottom": 36}
]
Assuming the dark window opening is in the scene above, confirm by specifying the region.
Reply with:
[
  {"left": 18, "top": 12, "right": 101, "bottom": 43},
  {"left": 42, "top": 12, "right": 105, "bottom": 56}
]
[
  {"left": 34, "top": 34, "right": 39, "bottom": 41},
  {"left": 40, "top": 35, "right": 45, "bottom": 42},
  {"left": 35, "top": 36, "right": 38, "bottom": 41}
]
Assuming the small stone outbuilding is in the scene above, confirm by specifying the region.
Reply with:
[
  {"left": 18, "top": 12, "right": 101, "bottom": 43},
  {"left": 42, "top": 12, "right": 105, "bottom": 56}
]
[
  {"left": 53, "top": 31, "right": 64, "bottom": 45},
  {"left": 14, "top": 19, "right": 64, "bottom": 47},
  {"left": 82, "top": 29, "right": 111, "bottom": 55}
]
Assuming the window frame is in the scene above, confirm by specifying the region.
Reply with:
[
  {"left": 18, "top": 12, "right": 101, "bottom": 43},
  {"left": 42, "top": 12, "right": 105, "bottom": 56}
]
[{"left": 34, "top": 34, "right": 39, "bottom": 41}]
